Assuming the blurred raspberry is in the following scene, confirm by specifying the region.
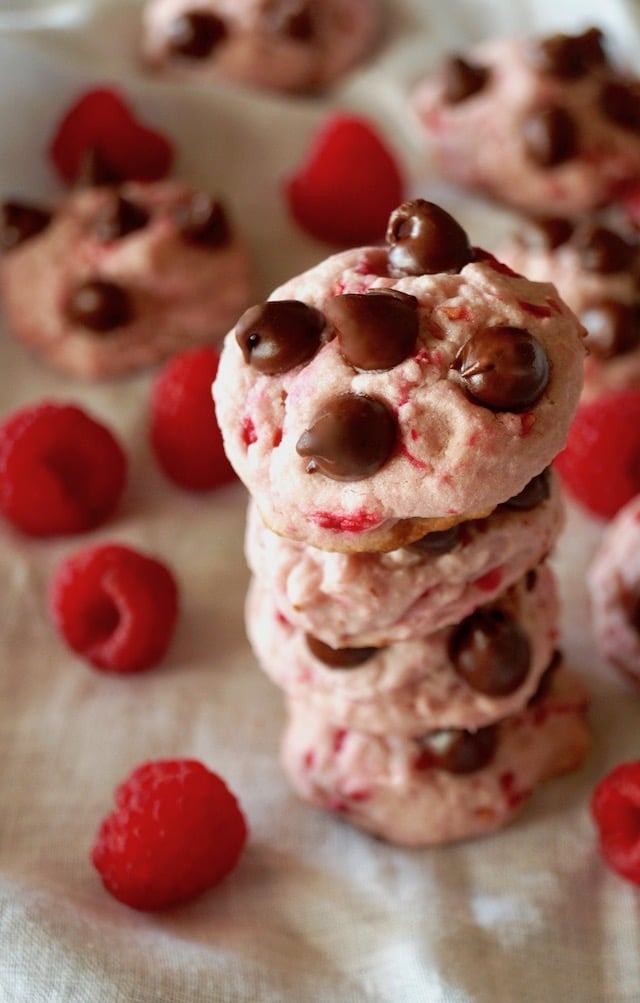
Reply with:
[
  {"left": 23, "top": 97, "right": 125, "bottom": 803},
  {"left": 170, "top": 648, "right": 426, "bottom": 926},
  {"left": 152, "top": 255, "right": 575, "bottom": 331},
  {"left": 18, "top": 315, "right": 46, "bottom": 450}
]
[
  {"left": 591, "top": 760, "right": 640, "bottom": 885},
  {"left": 92, "top": 759, "right": 248, "bottom": 910}
]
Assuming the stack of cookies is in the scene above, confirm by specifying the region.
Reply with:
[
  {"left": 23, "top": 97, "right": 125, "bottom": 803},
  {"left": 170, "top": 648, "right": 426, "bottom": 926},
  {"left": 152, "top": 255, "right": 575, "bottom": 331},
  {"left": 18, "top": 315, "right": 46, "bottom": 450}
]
[{"left": 214, "top": 199, "right": 591, "bottom": 846}]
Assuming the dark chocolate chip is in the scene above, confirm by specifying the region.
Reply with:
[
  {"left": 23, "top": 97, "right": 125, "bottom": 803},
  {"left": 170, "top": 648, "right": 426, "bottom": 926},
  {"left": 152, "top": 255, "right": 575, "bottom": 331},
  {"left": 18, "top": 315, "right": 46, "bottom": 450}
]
[
  {"left": 324, "top": 289, "right": 418, "bottom": 371},
  {"left": 296, "top": 393, "right": 396, "bottom": 481},
  {"left": 448, "top": 606, "right": 531, "bottom": 696},
  {"left": 405, "top": 524, "right": 463, "bottom": 556},
  {"left": 522, "top": 105, "right": 578, "bottom": 167},
  {"left": 600, "top": 80, "right": 640, "bottom": 133},
  {"left": 92, "top": 195, "right": 150, "bottom": 242},
  {"left": 623, "top": 589, "right": 640, "bottom": 633},
  {"left": 525, "top": 568, "right": 538, "bottom": 591},
  {"left": 519, "top": 216, "right": 575, "bottom": 250},
  {"left": 572, "top": 225, "right": 636, "bottom": 274},
  {"left": 415, "top": 724, "right": 498, "bottom": 774},
  {"left": 167, "top": 11, "right": 228, "bottom": 59},
  {"left": 75, "top": 146, "right": 124, "bottom": 187},
  {"left": 173, "top": 194, "right": 230, "bottom": 248},
  {"left": 528, "top": 648, "right": 563, "bottom": 706},
  {"left": 65, "top": 278, "right": 133, "bottom": 333},
  {"left": 451, "top": 326, "right": 549, "bottom": 412},
  {"left": 305, "top": 634, "right": 379, "bottom": 667},
  {"left": 442, "top": 55, "right": 490, "bottom": 103},
  {"left": 386, "top": 199, "right": 473, "bottom": 277},
  {"left": 580, "top": 301, "right": 640, "bottom": 359},
  {"left": 264, "top": 2, "right": 315, "bottom": 41},
  {"left": 236, "top": 300, "right": 325, "bottom": 374},
  {"left": 532, "top": 27, "right": 606, "bottom": 79},
  {"left": 502, "top": 468, "right": 551, "bottom": 511},
  {"left": 0, "top": 201, "right": 51, "bottom": 251}
]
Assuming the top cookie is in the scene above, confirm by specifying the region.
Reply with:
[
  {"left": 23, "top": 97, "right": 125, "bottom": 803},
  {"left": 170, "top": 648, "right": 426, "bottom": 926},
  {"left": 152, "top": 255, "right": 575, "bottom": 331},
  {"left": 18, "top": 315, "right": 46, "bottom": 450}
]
[
  {"left": 411, "top": 28, "right": 640, "bottom": 216},
  {"left": 141, "top": 0, "right": 381, "bottom": 93},
  {"left": 213, "top": 200, "right": 585, "bottom": 552}
]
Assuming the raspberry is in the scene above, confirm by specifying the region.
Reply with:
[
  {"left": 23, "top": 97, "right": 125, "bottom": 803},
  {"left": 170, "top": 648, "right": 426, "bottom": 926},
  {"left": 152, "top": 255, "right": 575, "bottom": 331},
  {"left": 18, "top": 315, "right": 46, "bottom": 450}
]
[
  {"left": 0, "top": 402, "right": 127, "bottom": 537},
  {"left": 591, "top": 761, "right": 640, "bottom": 885},
  {"left": 150, "top": 346, "right": 236, "bottom": 491},
  {"left": 554, "top": 388, "right": 640, "bottom": 519},
  {"left": 49, "top": 87, "right": 173, "bottom": 185},
  {"left": 284, "top": 114, "right": 405, "bottom": 246},
  {"left": 49, "top": 543, "right": 179, "bottom": 674},
  {"left": 92, "top": 759, "right": 248, "bottom": 910}
]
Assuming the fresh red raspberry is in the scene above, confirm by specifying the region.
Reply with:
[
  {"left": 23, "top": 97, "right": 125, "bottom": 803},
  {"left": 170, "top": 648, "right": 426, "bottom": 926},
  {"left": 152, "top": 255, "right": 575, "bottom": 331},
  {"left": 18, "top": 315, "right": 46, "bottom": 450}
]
[
  {"left": 284, "top": 114, "right": 405, "bottom": 246},
  {"left": 49, "top": 543, "right": 178, "bottom": 674},
  {"left": 150, "top": 346, "right": 236, "bottom": 491},
  {"left": 591, "top": 761, "right": 640, "bottom": 885},
  {"left": 0, "top": 402, "right": 127, "bottom": 537},
  {"left": 92, "top": 759, "right": 248, "bottom": 910},
  {"left": 554, "top": 388, "right": 640, "bottom": 519},
  {"left": 49, "top": 87, "right": 173, "bottom": 185}
]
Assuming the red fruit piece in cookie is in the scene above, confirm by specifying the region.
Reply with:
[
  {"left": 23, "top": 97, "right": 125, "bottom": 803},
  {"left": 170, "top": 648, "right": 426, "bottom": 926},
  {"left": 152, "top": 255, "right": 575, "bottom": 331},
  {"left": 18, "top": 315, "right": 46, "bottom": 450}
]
[
  {"left": 49, "top": 543, "right": 179, "bottom": 674},
  {"left": 591, "top": 760, "right": 640, "bottom": 885},
  {"left": 150, "top": 345, "right": 236, "bottom": 491},
  {"left": 49, "top": 88, "right": 174, "bottom": 185},
  {"left": 0, "top": 402, "right": 127, "bottom": 536},
  {"left": 284, "top": 114, "right": 405, "bottom": 246},
  {"left": 92, "top": 759, "right": 247, "bottom": 910},
  {"left": 554, "top": 388, "right": 640, "bottom": 519}
]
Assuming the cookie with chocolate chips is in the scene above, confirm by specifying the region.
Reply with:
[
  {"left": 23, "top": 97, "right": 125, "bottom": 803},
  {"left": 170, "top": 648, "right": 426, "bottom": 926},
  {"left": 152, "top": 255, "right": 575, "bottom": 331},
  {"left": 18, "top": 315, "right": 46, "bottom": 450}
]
[
  {"left": 214, "top": 200, "right": 584, "bottom": 552},
  {"left": 0, "top": 180, "right": 252, "bottom": 380},
  {"left": 411, "top": 28, "right": 640, "bottom": 215},
  {"left": 140, "top": 0, "right": 381, "bottom": 93}
]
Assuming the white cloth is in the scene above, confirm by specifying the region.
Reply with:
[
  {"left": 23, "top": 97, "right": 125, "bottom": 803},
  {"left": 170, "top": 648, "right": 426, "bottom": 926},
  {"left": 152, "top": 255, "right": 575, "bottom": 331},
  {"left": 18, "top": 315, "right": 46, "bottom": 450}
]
[{"left": 1, "top": 1, "right": 639, "bottom": 1000}]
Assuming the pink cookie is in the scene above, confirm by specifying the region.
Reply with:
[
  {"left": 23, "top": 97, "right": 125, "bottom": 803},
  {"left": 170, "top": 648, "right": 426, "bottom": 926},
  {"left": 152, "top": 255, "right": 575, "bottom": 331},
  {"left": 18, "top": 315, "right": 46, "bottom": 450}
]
[
  {"left": 213, "top": 200, "right": 585, "bottom": 552},
  {"left": 411, "top": 28, "right": 640, "bottom": 216},
  {"left": 141, "top": 0, "right": 381, "bottom": 93},
  {"left": 500, "top": 217, "right": 640, "bottom": 402},
  {"left": 245, "top": 468, "right": 563, "bottom": 647},
  {"left": 0, "top": 182, "right": 251, "bottom": 380},
  {"left": 281, "top": 666, "right": 590, "bottom": 846},
  {"left": 588, "top": 494, "right": 640, "bottom": 687},
  {"left": 247, "top": 563, "right": 559, "bottom": 735}
]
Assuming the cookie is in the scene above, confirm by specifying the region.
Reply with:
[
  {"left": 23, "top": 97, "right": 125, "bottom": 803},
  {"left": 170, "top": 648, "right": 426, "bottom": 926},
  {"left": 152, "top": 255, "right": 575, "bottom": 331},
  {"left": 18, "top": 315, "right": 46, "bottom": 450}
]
[
  {"left": 213, "top": 200, "right": 585, "bottom": 552},
  {"left": 0, "top": 182, "right": 251, "bottom": 380},
  {"left": 411, "top": 28, "right": 640, "bottom": 216}
]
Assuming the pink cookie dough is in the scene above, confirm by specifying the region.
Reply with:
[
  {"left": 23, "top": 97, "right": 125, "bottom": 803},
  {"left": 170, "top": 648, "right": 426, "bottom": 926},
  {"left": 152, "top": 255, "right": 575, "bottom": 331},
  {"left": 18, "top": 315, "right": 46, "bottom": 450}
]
[
  {"left": 0, "top": 182, "right": 251, "bottom": 380},
  {"left": 281, "top": 666, "right": 590, "bottom": 846},
  {"left": 588, "top": 493, "right": 640, "bottom": 687},
  {"left": 246, "top": 562, "right": 559, "bottom": 735},
  {"left": 500, "top": 218, "right": 640, "bottom": 402},
  {"left": 141, "top": 0, "right": 381, "bottom": 93},
  {"left": 411, "top": 28, "right": 640, "bottom": 216},
  {"left": 213, "top": 201, "right": 585, "bottom": 552},
  {"left": 245, "top": 468, "right": 563, "bottom": 647}
]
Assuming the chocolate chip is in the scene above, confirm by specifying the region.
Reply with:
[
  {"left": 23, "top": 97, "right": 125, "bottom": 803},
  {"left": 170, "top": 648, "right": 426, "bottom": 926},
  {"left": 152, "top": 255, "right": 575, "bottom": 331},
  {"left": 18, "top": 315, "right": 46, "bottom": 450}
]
[
  {"left": 442, "top": 55, "right": 490, "bottom": 103},
  {"left": 600, "top": 80, "right": 640, "bottom": 133},
  {"left": 75, "top": 146, "right": 124, "bottom": 187},
  {"left": 264, "top": 2, "right": 315, "bottom": 41},
  {"left": 572, "top": 225, "right": 636, "bottom": 273},
  {"left": 386, "top": 199, "right": 473, "bottom": 277},
  {"left": 65, "top": 279, "right": 133, "bottom": 332},
  {"left": 92, "top": 195, "right": 150, "bottom": 242},
  {"left": 528, "top": 648, "right": 562, "bottom": 706},
  {"left": 448, "top": 607, "right": 531, "bottom": 696},
  {"left": 173, "top": 194, "right": 230, "bottom": 248},
  {"left": 415, "top": 724, "right": 497, "bottom": 774},
  {"left": 0, "top": 201, "right": 51, "bottom": 251},
  {"left": 533, "top": 27, "right": 606, "bottom": 79},
  {"left": 522, "top": 105, "right": 578, "bottom": 167},
  {"left": 623, "top": 589, "right": 640, "bottom": 633},
  {"left": 580, "top": 301, "right": 640, "bottom": 359},
  {"left": 167, "top": 11, "right": 228, "bottom": 59},
  {"left": 502, "top": 468, "right": 551, "bottom": 511},
  {"left": 324, "top": 289, "right": 418, "bottom": 371},
  {"left": 525, "top": 568, "right": 538, "bottom": 591},
  {"left": 519, "top": 216, "right": 575, "bottom": 250},
  {"left": 451, "top": 326, "right": 549, "bottom": 412},
  {"left": 305, "top": 634, "right": 378, "bottom": 667},
  {"left": 406, "top": 524, "right": 463, "bottom": 556},
  {"left": 236, "top": 300, "right": 324, "bottom": 374},
  {"left": 296, "top": 393, "right": 396, "bottom": 481}
]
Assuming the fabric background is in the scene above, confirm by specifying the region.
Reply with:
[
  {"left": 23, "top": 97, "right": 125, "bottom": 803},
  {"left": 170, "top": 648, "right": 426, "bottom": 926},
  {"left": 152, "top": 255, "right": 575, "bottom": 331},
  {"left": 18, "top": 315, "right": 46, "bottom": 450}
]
[{"left": 0, "top": 1, "right": 639, "bottom": 1000}]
